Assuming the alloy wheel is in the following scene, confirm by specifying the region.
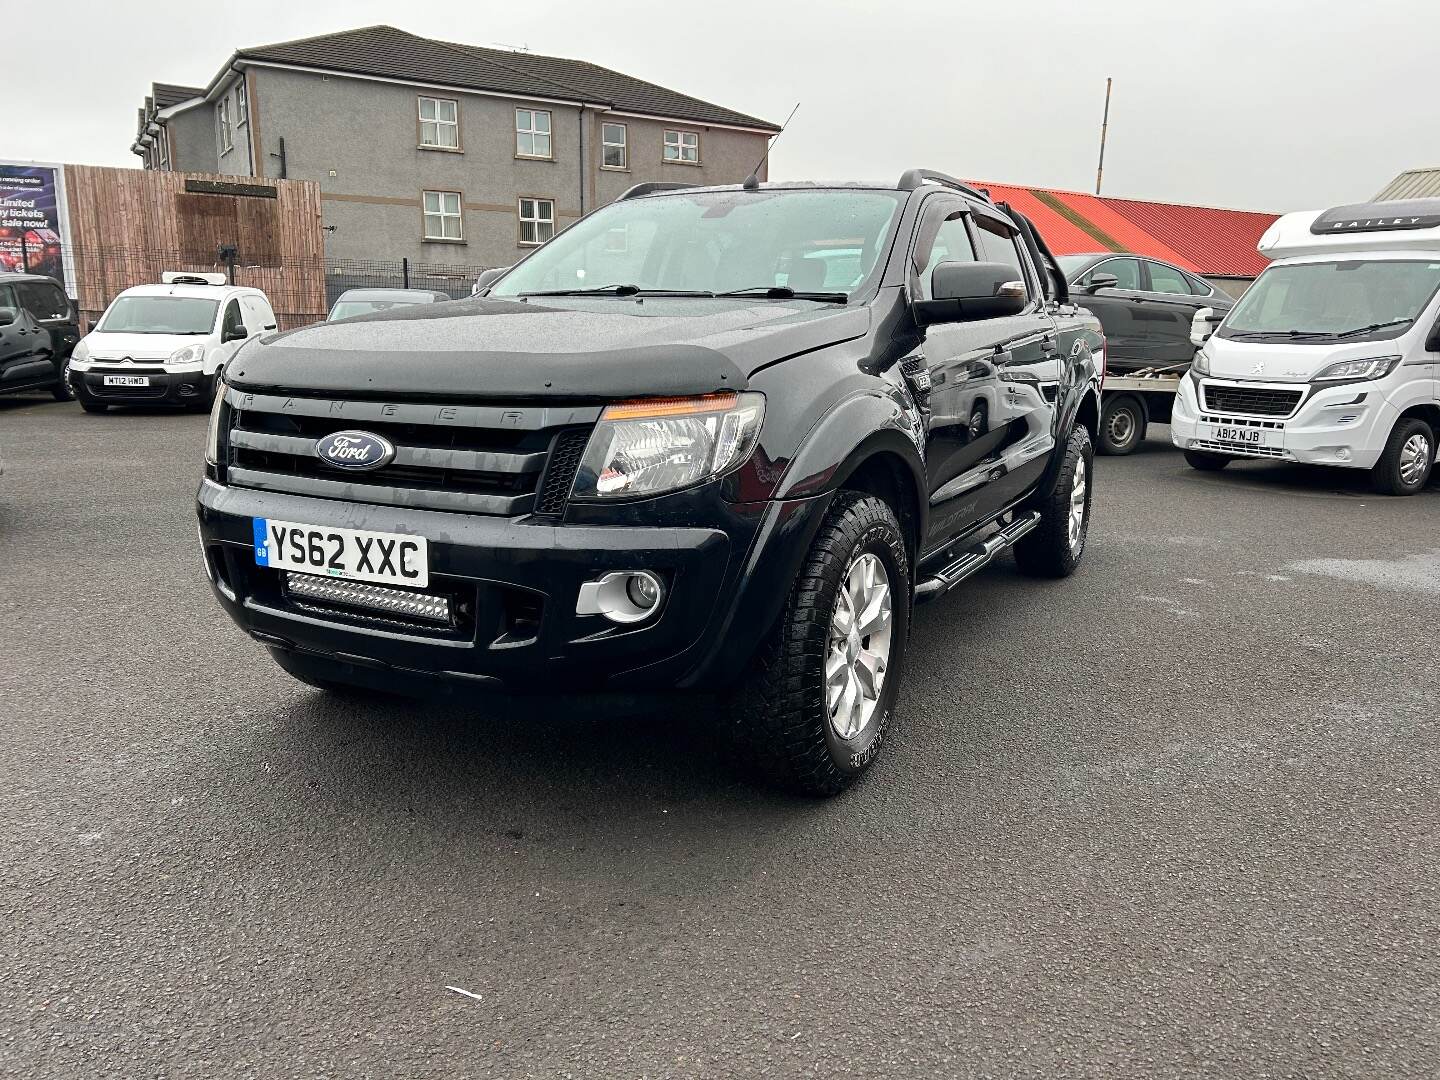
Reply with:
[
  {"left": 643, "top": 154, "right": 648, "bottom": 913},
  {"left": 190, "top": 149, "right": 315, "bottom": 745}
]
[
  {"left": 1068, "top": 456, "right": 1089, "bottom": 550},
  {"left": 1399, "top": 433, "right": 1430, "bottom": 487},
  {"left": 825, "top": 552, "right": 893, "bottom": 740}
]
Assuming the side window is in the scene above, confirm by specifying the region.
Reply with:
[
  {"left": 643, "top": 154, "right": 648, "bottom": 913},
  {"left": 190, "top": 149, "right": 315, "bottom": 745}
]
[
  {"left": 1082, "top": 257, "right": 1141, "bottom": 290},
  {"left": 1147, "top": 261, "right": 1194, "bottom": 295},
  {"left": 17, "top": 283, "right": 68, "bottom": 321},
  {"left": 972, "top": 215, "right": 1032, "bottom": 297},
  {"left": 917, "top": 210, "right": 978, "bottom": 300},
  {"left": 221, "top": 299, "right": 243, "bottom": 338},
  {"left": 254, "top": 297, "right": 277, "bottom": 329},
  {"left": 1185, "top": 272, "right": 1212, "bottom": 296}
]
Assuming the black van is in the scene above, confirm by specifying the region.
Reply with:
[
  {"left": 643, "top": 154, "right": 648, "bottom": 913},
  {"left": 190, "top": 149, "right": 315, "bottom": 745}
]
[{"left": 0, "top": 273, "right": 80, "bottom": 401}]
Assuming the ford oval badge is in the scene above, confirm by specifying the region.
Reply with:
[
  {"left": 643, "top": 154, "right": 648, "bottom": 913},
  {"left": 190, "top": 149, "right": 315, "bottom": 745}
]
[{"left": 315, "top": 430, "right": 396, "bottom": 471}]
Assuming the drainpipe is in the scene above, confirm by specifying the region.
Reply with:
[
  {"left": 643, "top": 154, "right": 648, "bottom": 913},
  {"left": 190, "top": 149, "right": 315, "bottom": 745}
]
[{"left": 578, "top": 108, "right": 585, "bottom": 216}]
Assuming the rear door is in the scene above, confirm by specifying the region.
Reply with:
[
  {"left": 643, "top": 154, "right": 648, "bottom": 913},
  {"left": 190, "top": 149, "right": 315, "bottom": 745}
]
[
  {"left": 0, "top": 283, "right": 52, "bottom": 387},
  {"left": 1137, "top": 259, "right": 1210, "bottom": 365},
  {"left": 16, "top": 280, "right": 78, "bottom": 366},
  {"left": 970, "top": 211, "right": 1062, "bottom": 516},
  {"left": 1074, "top": 257, "right": 1145, "bottom": 365}
]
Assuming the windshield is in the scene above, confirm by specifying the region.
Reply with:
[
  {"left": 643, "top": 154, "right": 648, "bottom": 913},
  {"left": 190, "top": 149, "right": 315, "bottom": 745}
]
[
  {"left": 1057, "top": 255, "right": 1097, "bottom": 279},
  {"left": 1219, "top": 259, "right": 1440, "bottom": 342},
  {"left": 98, "top": 296, "right": 219, "bottom": 334},
  {"left": 329, "top": 299, "right": 430, "bottom": 321},
  {"left": 490, "top": 189, "right": 906, "bottom": 299}
]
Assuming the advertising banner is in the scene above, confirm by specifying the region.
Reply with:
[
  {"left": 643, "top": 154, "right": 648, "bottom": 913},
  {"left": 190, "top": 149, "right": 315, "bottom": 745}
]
[{"left": 0, "top": 161, "right": 73, "bottom": 295}]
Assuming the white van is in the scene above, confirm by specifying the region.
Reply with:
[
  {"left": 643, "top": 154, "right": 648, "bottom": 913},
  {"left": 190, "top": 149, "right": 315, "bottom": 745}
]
[
  {"left": 66, "top": 273, "right": 277, "bottom": 413},
  {"left": 1172, "top": 198, "right": 1440, "bottom": 494}
]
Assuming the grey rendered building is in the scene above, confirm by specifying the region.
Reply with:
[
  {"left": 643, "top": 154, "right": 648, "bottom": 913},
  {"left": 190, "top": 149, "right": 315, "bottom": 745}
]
[{"left": 133, "top": 26, "right": 779, "bottom": 267}]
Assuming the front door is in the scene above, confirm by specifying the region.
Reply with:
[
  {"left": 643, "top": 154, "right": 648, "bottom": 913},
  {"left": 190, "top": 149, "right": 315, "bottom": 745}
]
[
  {"left": 0, "top": 284, "right": 51, "bottom": 387},
  {"left": 1074, "top": 256, "right": 1145, "bottom": 366},
  {"left": 1136, "top": 259, "right": 1209, "bottom": 366}
]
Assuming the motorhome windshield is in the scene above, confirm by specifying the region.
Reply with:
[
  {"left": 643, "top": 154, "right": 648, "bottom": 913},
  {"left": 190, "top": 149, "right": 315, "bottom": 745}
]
[
  {"left": 1219, "top": 259, "right": 1440, "bottom": 343},
  {"left": 490, "top": 189, "right": 905, "bottom": 300}
]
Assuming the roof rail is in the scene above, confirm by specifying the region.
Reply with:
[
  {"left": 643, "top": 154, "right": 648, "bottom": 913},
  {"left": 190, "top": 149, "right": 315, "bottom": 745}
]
[
  {"left": 617, "top": 182, "right": 695, "bottom": 201},
  {"left": 897, "top": 169, "right": 992, "bottom": 203}
]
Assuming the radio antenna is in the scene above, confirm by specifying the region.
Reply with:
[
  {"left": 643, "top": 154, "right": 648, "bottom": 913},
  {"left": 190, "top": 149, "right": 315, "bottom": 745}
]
[{"left": 742, "top": 102, "right": 800, "bottom": 190}]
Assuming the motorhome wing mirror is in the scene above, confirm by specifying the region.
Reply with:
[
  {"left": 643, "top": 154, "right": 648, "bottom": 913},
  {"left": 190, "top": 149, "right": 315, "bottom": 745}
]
[
  {"left": 1190, "top": 307, "right": 1222, "bottom": 347},
  {"left": 472, "top": 267, "right": 510, "bottom": 295},
  {"left": 1084, "top": 272, "right": 1120, "bottom": 293}
]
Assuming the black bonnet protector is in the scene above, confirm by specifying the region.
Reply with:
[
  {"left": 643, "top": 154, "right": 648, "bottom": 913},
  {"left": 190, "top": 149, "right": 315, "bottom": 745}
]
[{"left": 229, "top": 297, "right": 870, "bottom": 400}]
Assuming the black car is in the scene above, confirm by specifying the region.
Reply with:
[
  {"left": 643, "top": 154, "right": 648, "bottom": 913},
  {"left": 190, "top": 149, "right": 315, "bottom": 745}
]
[
  {"left": 0, "top": 272, "right": 80, "bottom": 401},
  {"left": 1057, "top": 253, "right": 1233, "bottom": 373},
  {"left": 198, "top": 170, "right": 1104, "bottom": 795}
]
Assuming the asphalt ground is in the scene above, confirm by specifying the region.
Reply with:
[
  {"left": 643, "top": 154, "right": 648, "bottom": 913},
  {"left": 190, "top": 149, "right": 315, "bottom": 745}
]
[{"left": 2, "top": 394, "right": 1437, "bottom": 1079}]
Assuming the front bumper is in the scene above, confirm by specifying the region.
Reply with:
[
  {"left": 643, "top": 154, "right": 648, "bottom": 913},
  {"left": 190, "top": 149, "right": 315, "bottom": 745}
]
[
  {"left": 72, "top": 364, "right": 213, "bottom": 406},
  {"left": 1170, "top": 374, "right": 1396, "bottom": 469},
  {"left": 197, "top": 478, "right": 828, "bottom": 694}
]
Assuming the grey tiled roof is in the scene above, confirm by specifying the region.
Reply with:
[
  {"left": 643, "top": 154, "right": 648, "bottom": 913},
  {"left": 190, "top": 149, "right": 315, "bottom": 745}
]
[
  {"left": 235, "top": 25, "right": 779, "bottom": 131},
  {"left": 152, "top": 82, "right": 206, "bottom": 109}
]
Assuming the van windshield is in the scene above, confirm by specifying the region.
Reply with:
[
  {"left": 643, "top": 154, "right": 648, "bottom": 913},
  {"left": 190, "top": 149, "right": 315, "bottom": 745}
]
[
  {"left": 489, "top": 189, "right": 905, "bottom": 300},
  {"left": 1219, "top": 259, "right": 1440, "bottom": 343},
  {"left": 99, "top": 296, "right": 220, "bottom": 334}
]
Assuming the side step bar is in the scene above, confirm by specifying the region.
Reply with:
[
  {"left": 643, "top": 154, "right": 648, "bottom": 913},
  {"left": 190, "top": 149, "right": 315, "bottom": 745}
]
[{"left": 914, "top": 511, "right": 1042, "bottom": 603}]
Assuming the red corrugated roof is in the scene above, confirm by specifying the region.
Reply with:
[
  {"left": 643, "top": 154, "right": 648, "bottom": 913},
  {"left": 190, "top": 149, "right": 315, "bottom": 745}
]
[{"left": 967, "top": 180, "right": 1278, "bottom": 278}]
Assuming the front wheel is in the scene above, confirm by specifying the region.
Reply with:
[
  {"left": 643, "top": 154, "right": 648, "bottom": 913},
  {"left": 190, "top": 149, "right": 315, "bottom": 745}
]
[
  {"left": 1014, "top": 424, "right": 1094, "bottom": 578},
  {"left": 1184, "top": 448, "right": 1231, "bottom": 471},
  {"left": 1371, "top": 417, "right": 1434, "bottom": 496},
  {"left": 730, "top": 492, "right": 911, "bottom": 796},
  {"left": 50, "top": 357, "right": 76, "bottom": 402}
]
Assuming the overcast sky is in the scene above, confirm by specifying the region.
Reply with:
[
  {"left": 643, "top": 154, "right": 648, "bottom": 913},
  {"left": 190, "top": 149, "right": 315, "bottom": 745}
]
[{"left": 3, "top": 0, "right": 1434, "bottom": 211}]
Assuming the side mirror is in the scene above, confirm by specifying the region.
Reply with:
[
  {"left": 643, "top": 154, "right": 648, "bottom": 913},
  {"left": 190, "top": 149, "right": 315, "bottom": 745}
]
[
  {"left": 1083, "top": 272, "right": 1120, "bottom": 294},
  {"left": 223, "top": 325, "right": 249, "bottom": 343},
  {"left": 915, "top": 261, "right": 1028, "bottom": 325},
  {"left": 0, "top": 308, "right": 16, "bottom": 327},
  {"left": 1190, "top": 307, "right": 1222, "bottom": 347},
  {"left": 473, "top": 266, "right": 510, "bottom": 295}
]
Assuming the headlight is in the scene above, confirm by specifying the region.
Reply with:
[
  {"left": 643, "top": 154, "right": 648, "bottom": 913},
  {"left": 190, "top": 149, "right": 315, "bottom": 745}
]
[
  {"left": 1312, "top": 356, "right": 1400, "bottom": 382},
  {"left": 70, "top": 338, "right": 90, "bottom": 363},
  {"left": 169, "top": 342, "right": 206, "bottom": 365},
  {"left": 204, "top": 376, "right": 226, "bottom": 467},
  {"left": 572, "top": 392, "right": 765, "bottom": 499},
  {"left": 1191, "top": 348, "right": 1212, "bottom": 376}
]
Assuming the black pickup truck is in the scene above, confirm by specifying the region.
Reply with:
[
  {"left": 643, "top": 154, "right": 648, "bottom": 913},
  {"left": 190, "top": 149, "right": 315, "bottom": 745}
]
[{"left": 198, "top": 171, "right": 1103, "bottom": 795}]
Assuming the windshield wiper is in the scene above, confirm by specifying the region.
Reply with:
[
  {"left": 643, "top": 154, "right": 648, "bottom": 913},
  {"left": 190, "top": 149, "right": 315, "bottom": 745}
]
[
  {"left": 519, "top": 284, "right": 714, "bottom": 298},
  {"left": 1328, "top": 318, "right": 1413, "bottom": 339},
  {"left": 715, "top": 285, "right": 849, "bottom": 303},
  {"left": 1225, "top": 329, "right": 1334, "bottom": 340}
]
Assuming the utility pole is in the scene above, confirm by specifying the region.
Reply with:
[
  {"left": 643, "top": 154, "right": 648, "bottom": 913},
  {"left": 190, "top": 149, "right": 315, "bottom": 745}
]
[{"left": 1095, "top": 77, "right": 1113, "bottom": 196}]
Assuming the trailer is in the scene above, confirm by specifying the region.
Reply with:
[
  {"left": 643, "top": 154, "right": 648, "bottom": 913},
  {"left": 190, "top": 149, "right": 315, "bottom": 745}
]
[{"left": 1098, "top": 367, "right": 1187, "bottom": 455}]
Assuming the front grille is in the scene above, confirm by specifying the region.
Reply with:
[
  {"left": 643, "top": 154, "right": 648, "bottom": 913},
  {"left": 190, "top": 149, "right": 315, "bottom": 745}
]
[
  {"left": 1201, "top": 383, "right": 1303, "bottom": 417},
  {"left": 222, "top": 389, "right": 600, "bottom": 517},
  {"left": 1192, "top": 438, "right": 1288, "bottom": 459}
]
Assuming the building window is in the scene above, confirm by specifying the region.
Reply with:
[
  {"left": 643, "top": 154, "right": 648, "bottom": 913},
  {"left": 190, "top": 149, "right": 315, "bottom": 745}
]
[
  {"left": 664, "top": 129, "right": 699, "bottom": 164},
  {"left": 236, "top": 81, "right": 249, "bottom": 126},
  {"left": 516, "top": 108, "right": 552, "bottom": 158},
  {"left": 518, "top": 197, "right": 555, "bottom": 246},
  {"left": 423, "top": 190, "right": 463, "bottom": 240},
  {"left": 419, "top": 96, "right": 459, "bottom": 150},
  {"left": 601, "top": 122, "right": 627, "bottom": 169},
  {"left": 158, "top": 127, "right": 171, "bottom": 171},
  {"left": 218, "top": 99, "right": 232, "bottom": 154}
]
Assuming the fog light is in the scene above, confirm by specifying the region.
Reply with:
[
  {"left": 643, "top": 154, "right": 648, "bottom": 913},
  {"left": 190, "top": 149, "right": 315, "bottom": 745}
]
[
  {"left": 576, "top": 570, "right": 665, "bottom": 625},
  {"left": 1336, "top": 447, "right": 1351, "bottom": 461},
  {"left": 286, "top": 572, "right": 451, "bottom": 623}
]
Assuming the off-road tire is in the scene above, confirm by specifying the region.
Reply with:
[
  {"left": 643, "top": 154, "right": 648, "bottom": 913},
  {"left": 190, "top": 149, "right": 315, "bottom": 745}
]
[
  {"left": 730, "top": 491, "right": 911, "bottom": 797},
  {"left": 1098, "top": 394, "right": 1145, "bottom": 455},
  {"left": 79, "top": 398, "right": 108, "bottom": 414},
  {"left": 1370, "top": 417, "right": 1434, "bottom": 496},
  {"left": 1183, "top": 448, "right": 1231, "bottom": 471},
  {"left": 1014, "top": 424, "right": 1094, "bottom": 578}
]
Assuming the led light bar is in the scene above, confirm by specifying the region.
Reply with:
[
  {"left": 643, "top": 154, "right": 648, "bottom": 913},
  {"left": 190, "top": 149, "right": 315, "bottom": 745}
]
[{"left": 286, "top": 573, "right": 451, "bottom": 623}]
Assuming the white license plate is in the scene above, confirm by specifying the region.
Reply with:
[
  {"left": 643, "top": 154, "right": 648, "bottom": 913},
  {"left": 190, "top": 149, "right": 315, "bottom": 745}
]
[
  {"left": 103, "top": 375, "right": 149, "bottom": 387},
  {"left": 252, "top": 518, "right": 428, "bottom": 587},
  {"left": 1205, "top": 423, "right": 1281, "bottom": 449}
]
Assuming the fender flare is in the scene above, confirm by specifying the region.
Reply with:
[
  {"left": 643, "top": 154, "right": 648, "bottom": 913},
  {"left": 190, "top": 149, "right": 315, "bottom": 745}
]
[{"left": 773, "top": 388, "right": 928, "bottom": 541}]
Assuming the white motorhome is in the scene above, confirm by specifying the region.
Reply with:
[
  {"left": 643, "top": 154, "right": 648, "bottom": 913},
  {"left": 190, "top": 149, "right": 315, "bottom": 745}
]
[{"left": 1172, "top": 198, "right": 1440, "bottom": 494}]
